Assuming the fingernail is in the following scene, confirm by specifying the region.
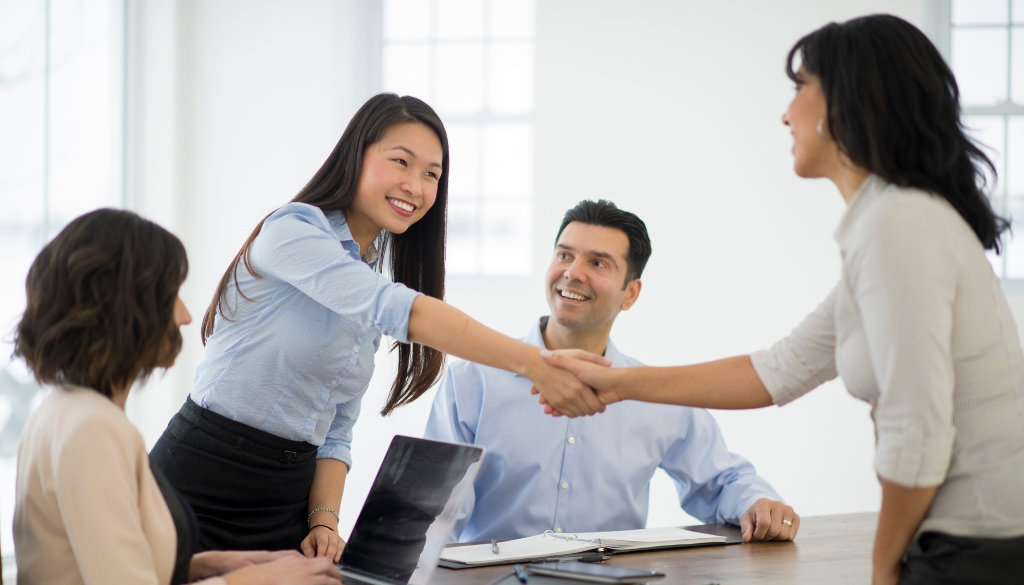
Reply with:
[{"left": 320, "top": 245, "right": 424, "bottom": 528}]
[{"left": 540, "top": 349, "right": 552, "bottom": 357}]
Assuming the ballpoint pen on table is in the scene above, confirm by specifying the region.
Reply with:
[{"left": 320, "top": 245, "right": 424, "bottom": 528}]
[
  {"left": 492, "top": 539, "right": 500, "bottom": 554},
  {"left": 512, "top": 564, "right": 529, "bottom": 583}
]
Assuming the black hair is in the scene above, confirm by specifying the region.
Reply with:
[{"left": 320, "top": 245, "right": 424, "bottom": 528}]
[
  {"left": 556, "top": 199, "right": 652, "bottom": 287},
  {"left": 787, "top": 14, "right": 1008, "bottom": 251},
  {"left": 203, "top": 93, "right": 449, "bottom": 415}
]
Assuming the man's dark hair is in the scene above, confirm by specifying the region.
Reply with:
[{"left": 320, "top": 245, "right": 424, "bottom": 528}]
[{"left": 555, "top": 199, "right": 652, "bottom": 287}]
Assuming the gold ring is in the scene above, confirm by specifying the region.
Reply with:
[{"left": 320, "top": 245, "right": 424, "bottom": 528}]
[{"left": 782, "top": 519, "right": 793, "bottom": 526}]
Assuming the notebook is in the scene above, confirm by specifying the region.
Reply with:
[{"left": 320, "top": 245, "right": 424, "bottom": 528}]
[
  {"left": 439, "top": 526, "right": 729, "bottom": 568},
  {"left": 336, "top": 435, "right": 484, "bottom": 585}
]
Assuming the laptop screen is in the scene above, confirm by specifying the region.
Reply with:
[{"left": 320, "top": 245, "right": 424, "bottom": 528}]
[{"left": 341, "top": 435, "right": 483, "bottom": 585}]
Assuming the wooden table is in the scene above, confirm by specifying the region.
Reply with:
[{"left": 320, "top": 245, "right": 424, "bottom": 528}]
[{"left": 431, "top": 512, "right": 878, "bottom": 584}]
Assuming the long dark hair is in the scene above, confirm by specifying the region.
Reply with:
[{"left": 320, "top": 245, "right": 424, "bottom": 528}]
[
  {"left": 203, "top": 93, "right": 449, "bottom": 415},
  {"left": 787, "top": 14, "right": 1009, "bottom": 251},
  {"left": 15, "top": 209, "right": 188, "bottom": 397}
]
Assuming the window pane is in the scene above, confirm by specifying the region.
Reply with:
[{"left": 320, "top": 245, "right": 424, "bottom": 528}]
[
  {"left": 1015, "top": 0, "right": 1024, "bottom": 23},
  {"left": 447, "top": 198, "right": 479, "bottom": 274},
  {"left": 47, "top": 0, "right": 123, "bottom": 234},
  {"left": 446, "top": 123, "right": 480, "bottom": 199},
  {"left": 0, "top": 0, "right": 46, "bottom": 226},
  {"left": 489, "top": 0, "right": 535, "bottom": 39},
  {"left": 480, "top": 200, "right": 530, "bottom": 274},
  {"left": 964, "top": 115, "right": 1006, "bottom": 196},
  {"left": 952, "top": 28, "right": 1008, "bottom": 106},
  {"left": 1004, "top": 198, "right": 1024, "bottom": 278},
  {"left": 383, "top": 43, "right": 432, "bottom": 101},
  {"left": 437, "top": 0, "right": 483, "bottom": 40},
  {"left": 1013, "top": 28, "right": 1024, "bottom": 103},
  {"left": 1007, "top": 116, "right": 1024, "bottom": 196},
  {"left": 435, "top": 42, "right": 484, "bottom": 115},
  {"left": 953, "top": 0, "right": 1009, "bottom": 25},
  {"left": 383, "top": 0, "right": 431, "bottom": 42},
  {"left": 488, "top": 41, "right": 533, "bottom": 114},
  {"left": 481, "top": 123, "right": 532, "bottom": 198}
]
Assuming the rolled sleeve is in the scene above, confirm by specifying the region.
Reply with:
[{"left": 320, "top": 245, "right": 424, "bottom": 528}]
[
  {"left": 751, "top": 285, "right": 840, "bottom": 406},
  {"left": 251, "top": 203, "right": 422, "bottom": 343},
  {"left": 318, "top": 395, "right": 363, "bottom": 469},
  {"left": 847, "top": 198, "right": 959, "bottom": 487}
]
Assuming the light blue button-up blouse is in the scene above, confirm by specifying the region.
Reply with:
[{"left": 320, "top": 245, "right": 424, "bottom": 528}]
[{"left": 191, "top": 203, "right": 421, "bottom": 468}]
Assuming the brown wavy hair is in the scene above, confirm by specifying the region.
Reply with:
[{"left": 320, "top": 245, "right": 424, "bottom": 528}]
[
  {"left": 201, "top": 93, "right": 449, "bottom": 415},
  {"left": 14, "top": 209, "right": 189, "bottom": 398}
]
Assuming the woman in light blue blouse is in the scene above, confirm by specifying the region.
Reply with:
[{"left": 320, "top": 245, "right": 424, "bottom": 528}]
[{"left": 150, "top": 94, "right": 607, "bottom": 562}]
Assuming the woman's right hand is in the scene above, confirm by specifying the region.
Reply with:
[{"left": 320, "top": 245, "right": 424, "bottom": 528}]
[
  {"left": 221, "top": 555, "right": 341, "bottom": 585},
  {"left": 526, "top": 348, "right": 612, "bottom": 417}
]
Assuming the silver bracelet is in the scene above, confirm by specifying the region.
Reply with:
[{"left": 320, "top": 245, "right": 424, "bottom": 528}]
[{"left": 307, "top": 507, "right": 340, "bottom": 528}]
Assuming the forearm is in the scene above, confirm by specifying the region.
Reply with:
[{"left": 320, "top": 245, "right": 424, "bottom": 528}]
[
  {"left": 408, "top": 296, "right": 543, "bottom": 377},
  {"left": 873, "top": 479, "right": 938, "bottom": 578},
  {"left": 616, "top": 356, "right": 773, "bottom": 409},
  {"left": 308, "top": 458, "right": 348, "bottom": 529}
]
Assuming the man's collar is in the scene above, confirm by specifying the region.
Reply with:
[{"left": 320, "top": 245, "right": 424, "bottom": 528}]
[{"left": 513, "top": 317, "right": 626, "bottom": 377}]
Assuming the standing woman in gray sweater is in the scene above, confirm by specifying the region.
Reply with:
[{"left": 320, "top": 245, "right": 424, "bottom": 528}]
[{"left": 543, "top": 15, "right": 1024, "bottom": 585}]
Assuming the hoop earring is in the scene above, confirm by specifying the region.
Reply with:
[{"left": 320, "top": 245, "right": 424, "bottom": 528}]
[{"left": 817, "top": 118, "right": 829, "bottom": 141}]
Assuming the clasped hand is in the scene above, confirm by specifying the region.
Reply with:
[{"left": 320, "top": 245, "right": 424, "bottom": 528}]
[{"left": 529, "top": 348, "right": 621, "bottom": 417}]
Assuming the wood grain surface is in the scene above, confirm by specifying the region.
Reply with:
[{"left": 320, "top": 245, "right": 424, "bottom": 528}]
[{"left": 429, "top": 512, "right": 878, "bottom": 585}]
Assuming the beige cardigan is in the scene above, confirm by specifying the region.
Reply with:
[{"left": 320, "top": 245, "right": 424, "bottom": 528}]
[{"left": 14, "top": 386, "right": 225, "bottom": 585}]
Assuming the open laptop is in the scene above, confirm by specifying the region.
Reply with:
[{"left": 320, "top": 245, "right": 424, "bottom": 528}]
[{"left": 337, "top": 435, "right": 484, "bottom": 585}]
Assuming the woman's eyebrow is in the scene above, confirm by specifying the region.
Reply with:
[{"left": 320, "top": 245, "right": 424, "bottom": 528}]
[{"left": 385, "top": 145, "right": 442, "bottom": 169}]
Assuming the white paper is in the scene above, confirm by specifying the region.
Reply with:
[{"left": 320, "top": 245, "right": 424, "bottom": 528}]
[{"left": 440, "top": 534, "right": 597, "bottom": 565}]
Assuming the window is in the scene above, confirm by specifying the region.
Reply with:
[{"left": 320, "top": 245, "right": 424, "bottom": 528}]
[
  {"left": 381, "top": 0, "right": 536, "bottom": 275},
  {"left": 0, "top": 0, "right": 125, "bottom": 565},
  {"left": 932, "top": 0, "right": 1024, "bottom": 278}
]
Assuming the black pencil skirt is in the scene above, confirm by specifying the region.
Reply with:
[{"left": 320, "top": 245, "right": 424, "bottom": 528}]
[
  {"left": 150, "top": 396, "right": 319, "bottom": 552},
  {"left": 900, "top": 531, "right": 1024, "bottom": 585}
]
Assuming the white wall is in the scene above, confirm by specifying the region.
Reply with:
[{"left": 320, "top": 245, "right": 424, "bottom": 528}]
[{"left": 124, "top": 0, "right": 930, "bottom": 539}]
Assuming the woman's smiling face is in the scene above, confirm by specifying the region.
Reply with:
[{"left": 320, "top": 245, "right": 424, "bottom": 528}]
[{"left": 349, "top": 122, "right": 444, "bottom": 238}]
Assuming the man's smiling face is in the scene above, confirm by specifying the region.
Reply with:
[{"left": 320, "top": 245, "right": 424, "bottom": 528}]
[{"left": 545, "top": 221, "right": 637, "bottom": 333}]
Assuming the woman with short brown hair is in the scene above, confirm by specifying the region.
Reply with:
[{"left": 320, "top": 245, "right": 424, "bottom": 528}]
[{"left": 13, "top": 209, "right": 340, "bottom": 585}]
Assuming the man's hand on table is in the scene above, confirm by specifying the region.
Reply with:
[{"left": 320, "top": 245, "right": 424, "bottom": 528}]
[{"left": 740, "top": 498, "right": 800, "bottom": 542}]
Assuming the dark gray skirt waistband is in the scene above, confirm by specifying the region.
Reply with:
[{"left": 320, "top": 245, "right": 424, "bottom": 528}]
[{"left": 179, "top": 396, "right": 318, "bottom": 464}]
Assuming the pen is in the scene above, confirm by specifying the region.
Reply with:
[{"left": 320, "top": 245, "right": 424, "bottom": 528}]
[
  {"left": 491, "top": 538, "right": 500, "bottom": 554},
  {"left": 512, "top": 564, "right": 529, "bottom": 583}
]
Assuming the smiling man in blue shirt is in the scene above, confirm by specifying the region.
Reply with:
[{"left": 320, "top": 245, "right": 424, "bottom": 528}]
[{"left": 424, "top": 199, "right": 799, "bottom": 543}]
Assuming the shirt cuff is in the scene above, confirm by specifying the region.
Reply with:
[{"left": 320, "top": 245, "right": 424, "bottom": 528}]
[
  {"left": 874, "top": 416, "right": 955, "bottom": 487},
  {"left": 750, "top": 349, "right": 810, "bottom": 406},
  {"left": 316, "top": 443, "right": 353, "bottom": 470},
  {"left": 375, "top": 284, "right": 422, "bottom": 344}
]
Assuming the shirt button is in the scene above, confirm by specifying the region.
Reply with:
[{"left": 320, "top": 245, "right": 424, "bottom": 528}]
[
  {"left": 352, "top": 345, "right": 360, "bottom": 353},
  {"left": 330, "top": 379, "right": 338, "bottom": 387},
  {"left": 561, "top": 481, "right": 569, "bottom": 489},
  {"left": 554, "top": 528, "right": 563, "bottom": 533},
  {"left": 567, "top": 437, "right": 575, "bottom": 444},
  {"left": 310, "top": 413, "right": 318, "bottom": 420}
]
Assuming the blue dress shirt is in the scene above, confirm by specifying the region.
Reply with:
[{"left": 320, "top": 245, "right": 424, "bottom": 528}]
[
  {"left": 191, "top": 203, "right": 421, "bottom": 468},
  {"left": 424, "top": 319, "right": 783, "bottom": 542}
]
